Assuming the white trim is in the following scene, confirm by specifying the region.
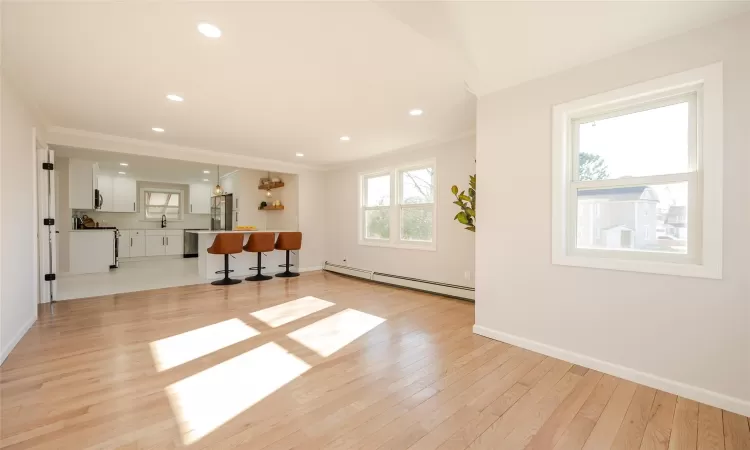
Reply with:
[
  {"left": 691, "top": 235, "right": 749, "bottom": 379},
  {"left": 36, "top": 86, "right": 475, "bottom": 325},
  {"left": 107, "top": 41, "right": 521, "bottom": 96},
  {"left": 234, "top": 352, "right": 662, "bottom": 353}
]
[
  {"left": 473, "top": 325, "right": 750, "bottom": 417},
  {"left": 552, "top": 63, "right": 723, "bottom": 279},
  {"left": 0, "top": 316, "right": 36, "bottom": 366},
  {"left": 45, "top": 126, "right": 317, "bottom": 174}
]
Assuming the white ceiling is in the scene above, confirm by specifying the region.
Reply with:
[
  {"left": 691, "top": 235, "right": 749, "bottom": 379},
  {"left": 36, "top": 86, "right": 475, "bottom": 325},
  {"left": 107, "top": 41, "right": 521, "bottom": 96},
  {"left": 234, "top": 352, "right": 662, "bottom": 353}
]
[
  {"left": 4, "top": 2, "right": 749, "bottom": 167},
  {"left": 53, "top": 145, "right": 241, "bottom": 185}
]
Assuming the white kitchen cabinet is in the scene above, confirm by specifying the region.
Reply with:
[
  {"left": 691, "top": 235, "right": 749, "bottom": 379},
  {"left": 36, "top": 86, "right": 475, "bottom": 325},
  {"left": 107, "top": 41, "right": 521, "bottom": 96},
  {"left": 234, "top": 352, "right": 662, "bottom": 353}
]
[
  {"left": 146, "top": 235, "right": 165, "bottom": 256},
  {"left": 221, "top": 171, "right": 241, "bottom": 212},
  {"left": 145, "top": 230, "right": 183, "bottom": 256},
  {"left": 165, "top": 230, "right": 183, "bottom": 256},
  {"left": 69, "top": 230, "right": 114, "bottom": 274},
  {"left": 118, "top": 230, "right": 130, "bottom": 258},
  {"left": 113, "top": 177, "right": 137, "bottom": 213},
  {"left": 189, "top": 183, "right": 212, "bottom": 214},
  {"left": 129, "top": 230, "right": 146, "bottom": 258},
  {"left": 97, "top": 175, "right": 114, "bottom": 212},
  {"left": 69, "top": 159, "right": 98, "bottom": 210},
  {"left": 94, "top": 175, "right": 136, "bottom": 213}
]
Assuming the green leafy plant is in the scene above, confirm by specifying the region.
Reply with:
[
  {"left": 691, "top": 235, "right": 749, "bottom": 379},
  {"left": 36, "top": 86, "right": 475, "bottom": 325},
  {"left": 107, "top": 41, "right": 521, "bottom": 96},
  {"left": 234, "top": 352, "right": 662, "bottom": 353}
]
[{"left": 451, "top": 174, "right": 476, "bottom": 232}]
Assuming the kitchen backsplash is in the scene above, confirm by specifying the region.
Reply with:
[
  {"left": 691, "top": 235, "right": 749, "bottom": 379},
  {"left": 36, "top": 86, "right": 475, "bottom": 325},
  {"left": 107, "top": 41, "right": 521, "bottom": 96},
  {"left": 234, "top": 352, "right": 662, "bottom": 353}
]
[{"left": 77, "top": 211, "right": 211, "bottom": 230}]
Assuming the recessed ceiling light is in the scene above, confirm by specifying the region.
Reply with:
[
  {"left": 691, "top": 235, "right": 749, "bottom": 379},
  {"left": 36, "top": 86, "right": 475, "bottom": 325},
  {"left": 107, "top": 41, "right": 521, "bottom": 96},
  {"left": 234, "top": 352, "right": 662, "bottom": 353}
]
[
  {"left": 409, "top": 109, "right": 424, "bottom": 116},
  {"left": 152, "top": 127, "right": 165, "bottom": 133},
  {"left": 120, "top": 163, "right": 128, "bottom": 166},
  {"left": 166, "top": 94, "right": 184, "bottom": 102},
  {"left": 340, "top": 136, "right": 351, "bottom": 141},
  {"left": 203, "top": 170, "right": 210, "bottom": 174},
  {"left": 203, "top": 179, "right": 209, "bottom": 182},
  {"left": 198, "top": 23, "right": 221, "bottom": 38},
  {"left": 118, "top": 171, "right": 126, "bottom": 175},
  {"left": 296, "top": 152, "right": 304, "bottom": 157}
]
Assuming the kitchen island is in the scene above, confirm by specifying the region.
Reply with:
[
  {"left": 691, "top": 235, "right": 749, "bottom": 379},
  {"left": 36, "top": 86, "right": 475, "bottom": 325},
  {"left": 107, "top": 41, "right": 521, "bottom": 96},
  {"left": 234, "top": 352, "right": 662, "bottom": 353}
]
[{"left": 186, "top": 230, "right": 299, "bottom": 280}]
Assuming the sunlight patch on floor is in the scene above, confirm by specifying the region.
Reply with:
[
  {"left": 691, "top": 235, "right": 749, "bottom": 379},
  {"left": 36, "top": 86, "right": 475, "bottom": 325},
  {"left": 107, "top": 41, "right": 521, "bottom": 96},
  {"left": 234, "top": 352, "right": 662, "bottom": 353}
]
[
  {"left": 166, "top": 342, "right": 310, "bottom": 445},
  {"left": 287, "top": 308, "right": 386, "bottom": 357},
  {"left": 149, "top": 319, "right": 259, "bottom": 371},
  {"left": 249, "top": 296, "right": 335, "bottom": 328}
]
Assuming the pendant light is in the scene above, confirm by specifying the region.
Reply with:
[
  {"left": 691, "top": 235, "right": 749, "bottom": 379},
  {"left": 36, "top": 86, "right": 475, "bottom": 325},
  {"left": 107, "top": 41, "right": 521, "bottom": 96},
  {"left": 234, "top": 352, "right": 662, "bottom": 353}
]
[
  {"left": 213, "top": 165, "right": 224, "bottom": 195},
  {"left": 265, "top": 171, "right": 272, "bottom": 197}
]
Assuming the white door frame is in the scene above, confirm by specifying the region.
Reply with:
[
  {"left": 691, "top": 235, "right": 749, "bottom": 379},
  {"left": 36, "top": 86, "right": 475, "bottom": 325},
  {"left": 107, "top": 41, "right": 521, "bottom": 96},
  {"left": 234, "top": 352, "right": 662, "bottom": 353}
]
[{"left": 35, "top": 136, "right": 57, "bottom": 304}]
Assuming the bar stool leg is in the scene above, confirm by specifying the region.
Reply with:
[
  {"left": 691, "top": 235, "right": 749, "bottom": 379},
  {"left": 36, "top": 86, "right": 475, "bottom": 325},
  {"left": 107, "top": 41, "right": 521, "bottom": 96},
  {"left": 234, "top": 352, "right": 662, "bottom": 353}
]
[
  {"left": 275, "top": 250, "right": 300, "bottom": 278},
  {"left": 212, "top": 254, "right": 242, "bottom": 285},
  {"left": 246, "top": 252, "right": 273, "bottom": 281}
]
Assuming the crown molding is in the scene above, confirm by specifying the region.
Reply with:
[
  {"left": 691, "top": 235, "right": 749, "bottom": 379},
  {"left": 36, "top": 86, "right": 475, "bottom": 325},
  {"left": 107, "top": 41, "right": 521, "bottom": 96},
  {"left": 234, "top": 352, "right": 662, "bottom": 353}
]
[{"left": 45, "top": 126, "right": 322, "bottom": 174}]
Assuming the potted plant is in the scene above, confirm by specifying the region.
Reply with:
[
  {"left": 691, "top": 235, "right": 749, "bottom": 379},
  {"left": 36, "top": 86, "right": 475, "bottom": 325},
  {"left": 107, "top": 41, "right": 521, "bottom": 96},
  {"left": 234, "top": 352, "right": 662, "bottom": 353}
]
[{"left": 451, "top": 175, "right": 476, "bottom": 232}]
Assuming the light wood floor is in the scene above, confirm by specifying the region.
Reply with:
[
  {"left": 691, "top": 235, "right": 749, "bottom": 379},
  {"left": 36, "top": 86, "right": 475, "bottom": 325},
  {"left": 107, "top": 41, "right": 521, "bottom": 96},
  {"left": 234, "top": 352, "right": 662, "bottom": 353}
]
[{"left": 1, "top": 272, "right": 748, "bottom": 449}]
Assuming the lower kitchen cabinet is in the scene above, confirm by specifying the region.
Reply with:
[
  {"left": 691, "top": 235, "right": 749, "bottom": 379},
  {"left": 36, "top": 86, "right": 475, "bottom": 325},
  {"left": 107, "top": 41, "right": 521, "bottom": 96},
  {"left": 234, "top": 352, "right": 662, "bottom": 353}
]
[{"left": 145, "top": 230, "right": 183, "bottom": 256}]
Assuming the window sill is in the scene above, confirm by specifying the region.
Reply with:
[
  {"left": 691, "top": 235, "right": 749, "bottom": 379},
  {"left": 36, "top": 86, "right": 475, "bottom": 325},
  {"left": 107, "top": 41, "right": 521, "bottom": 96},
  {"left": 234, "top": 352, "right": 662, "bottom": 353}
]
[
  {"left": 140, "top": 219, "right": 185, "bottom": 223},
  {"left": 552, "top": 253, "right": 721, "bottom": 279},
  {"left": 359, "top": 240, "right": 436, "bottom": 252}
]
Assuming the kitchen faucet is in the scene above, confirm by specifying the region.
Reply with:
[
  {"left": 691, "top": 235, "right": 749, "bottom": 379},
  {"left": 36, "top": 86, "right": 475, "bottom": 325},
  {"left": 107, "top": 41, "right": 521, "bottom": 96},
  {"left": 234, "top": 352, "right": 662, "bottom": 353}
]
[{"left": 161, "top": 214, "right": 167, "bottom": 228}]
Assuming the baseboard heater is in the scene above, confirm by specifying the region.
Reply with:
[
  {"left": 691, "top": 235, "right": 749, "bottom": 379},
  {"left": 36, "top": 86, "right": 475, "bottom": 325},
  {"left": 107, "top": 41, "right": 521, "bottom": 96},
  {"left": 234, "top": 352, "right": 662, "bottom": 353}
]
[{"left": 323, "top": 262, "right": 474, "bottom": 301}]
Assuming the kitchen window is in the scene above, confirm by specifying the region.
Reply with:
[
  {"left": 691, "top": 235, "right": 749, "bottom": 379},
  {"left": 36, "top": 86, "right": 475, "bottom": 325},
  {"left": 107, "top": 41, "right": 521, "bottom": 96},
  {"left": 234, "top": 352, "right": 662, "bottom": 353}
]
[
  {"left": 143, "top": 189, "right": 183, "bottom": 221},
  {"left": 359, "top": 160, "right": 436, "bottom": 250},
  {"left": 552, "top": 63, "right": 723, "bottom": 278}
]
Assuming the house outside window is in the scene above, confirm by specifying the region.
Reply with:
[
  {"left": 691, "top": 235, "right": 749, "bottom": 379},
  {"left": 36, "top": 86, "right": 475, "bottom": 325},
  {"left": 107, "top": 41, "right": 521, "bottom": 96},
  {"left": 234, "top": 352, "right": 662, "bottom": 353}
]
[
  {"left": 552, "top": 63, "right": 723, "bottom": 278},
  {"left": 359, "top": 160, "right": 436, "bottom": 250},
  {"left": 143, "top": 189, "right": 183, "bottom": 221}
]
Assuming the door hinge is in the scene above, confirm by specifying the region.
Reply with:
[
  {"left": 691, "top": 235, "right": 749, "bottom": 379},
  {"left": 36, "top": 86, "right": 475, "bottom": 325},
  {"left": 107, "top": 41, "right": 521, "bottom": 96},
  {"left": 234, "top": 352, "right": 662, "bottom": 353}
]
[
  {"left": 42, "top": 162, "right": 54, "bottom": 170},
  {"left": 44, "top": 273, "right": 56, "bottom": 281},
  {"left": 43, "top": 218, "right": 55, "bottom": 226}
]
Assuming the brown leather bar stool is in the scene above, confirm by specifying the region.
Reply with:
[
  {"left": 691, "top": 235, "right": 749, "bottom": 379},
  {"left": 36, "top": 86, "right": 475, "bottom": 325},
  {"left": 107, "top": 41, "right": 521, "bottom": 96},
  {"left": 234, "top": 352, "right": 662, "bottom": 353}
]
[
  {"left": 275, "top": 232, "right": 302, "bottom": 278},
  {"left": 207, "top": 233, "right": 244, "bottom": 285},
  {"left": 243, "top": 232, "right": 275, "bottom": 281}
]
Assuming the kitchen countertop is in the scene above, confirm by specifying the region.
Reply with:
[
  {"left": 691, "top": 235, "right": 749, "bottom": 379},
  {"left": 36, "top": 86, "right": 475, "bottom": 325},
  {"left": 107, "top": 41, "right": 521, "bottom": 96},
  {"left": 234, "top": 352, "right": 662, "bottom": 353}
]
[
  {"left": 69, "top": 229, "right": 117, "bottom": 232},
  {"left": 186, "top": 230, "right": 293, "bottom": 234}
]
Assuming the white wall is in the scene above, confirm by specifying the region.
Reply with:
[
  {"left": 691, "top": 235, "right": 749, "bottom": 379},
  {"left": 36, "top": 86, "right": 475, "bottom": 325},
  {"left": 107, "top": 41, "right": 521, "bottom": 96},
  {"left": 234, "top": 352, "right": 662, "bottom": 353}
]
[
  {"left": 323, "top": 135, "right": 476, "bottom": 287},
  {"left": 1, "top": 75, "right": 40, "bottom": 363},
  {"left": 297, "top": 171, "right": 327, "bottom": 271},
  {"left": 475, "top": 14, "right": 750, "bottom": 414}
]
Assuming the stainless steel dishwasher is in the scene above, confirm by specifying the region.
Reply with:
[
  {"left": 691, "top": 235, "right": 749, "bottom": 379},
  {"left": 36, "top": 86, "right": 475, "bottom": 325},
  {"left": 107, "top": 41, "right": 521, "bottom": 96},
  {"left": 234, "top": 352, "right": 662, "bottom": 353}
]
[{"left": 183, "top": 229, "right": 207, "bottom": 258}]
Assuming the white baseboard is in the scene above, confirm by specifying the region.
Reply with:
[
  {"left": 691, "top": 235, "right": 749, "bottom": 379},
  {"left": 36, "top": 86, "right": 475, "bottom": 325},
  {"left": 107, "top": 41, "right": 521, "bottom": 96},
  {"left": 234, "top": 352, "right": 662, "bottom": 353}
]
[
  {"left": 0, "top": 316, "right": 36, "bottom": 366},
  {"left": 299, "top": 266, "right": 323, "bottom": 273},
  {"left": 473, "top": 325, "right": 750, "bottom": 417}
]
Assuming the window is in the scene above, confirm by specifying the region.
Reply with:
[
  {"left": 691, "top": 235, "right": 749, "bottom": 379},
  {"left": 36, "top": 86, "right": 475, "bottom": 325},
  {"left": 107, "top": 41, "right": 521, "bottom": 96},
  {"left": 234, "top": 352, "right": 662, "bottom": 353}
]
[
  {"left": 143, "top": 189, "right": 183, "bottom": 221},
  {"left": 359, "top": 161, "right": 436, "bottom": 250},
  {"left": 552, "top": 63, "right": 723, "bottom": 278}
]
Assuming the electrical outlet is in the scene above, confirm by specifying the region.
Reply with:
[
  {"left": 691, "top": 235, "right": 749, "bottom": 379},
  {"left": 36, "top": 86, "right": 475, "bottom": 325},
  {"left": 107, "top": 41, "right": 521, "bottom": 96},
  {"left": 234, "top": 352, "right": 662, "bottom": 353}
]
[{"left": 464, "top": 270, "right": 472, "bottom": 281}]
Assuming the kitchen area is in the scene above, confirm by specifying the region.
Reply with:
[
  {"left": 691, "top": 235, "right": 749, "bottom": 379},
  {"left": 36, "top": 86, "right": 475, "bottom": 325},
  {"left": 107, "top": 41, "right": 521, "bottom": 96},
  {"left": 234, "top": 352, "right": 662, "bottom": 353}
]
[{"left": 53, "top": 146, "right": 299, "bottom": 300}]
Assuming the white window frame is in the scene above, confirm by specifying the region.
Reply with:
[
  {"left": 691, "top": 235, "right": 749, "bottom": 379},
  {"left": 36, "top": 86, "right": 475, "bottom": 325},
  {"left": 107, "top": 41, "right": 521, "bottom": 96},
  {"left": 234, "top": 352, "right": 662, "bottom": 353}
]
[
  {"left": 141, "top": 188, "right": 185, "bottom": 222},
  {"left": 359, "top": 159, "right": 437, "bottom": 251},
  {"left": 552, "top": 63, "right": 723, "bottom": 279}
]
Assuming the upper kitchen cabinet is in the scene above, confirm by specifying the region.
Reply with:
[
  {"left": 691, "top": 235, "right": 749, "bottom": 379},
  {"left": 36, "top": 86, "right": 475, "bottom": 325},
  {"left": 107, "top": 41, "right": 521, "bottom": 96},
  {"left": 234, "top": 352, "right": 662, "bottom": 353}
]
[
  {"left": 221, "top": 171, "right": 241, "bottom": 211},
  {"left": 96, "top": 175, "right": 137, "bottom": 212},
  {"left": 69, "top": 159, "right": 98, "bottom": 210},
  {"left": 188, "top": 183, "right": 212, "bottom": 214},
  {"left": 113, "top": 177, "right": 137, "bottom": 212}
]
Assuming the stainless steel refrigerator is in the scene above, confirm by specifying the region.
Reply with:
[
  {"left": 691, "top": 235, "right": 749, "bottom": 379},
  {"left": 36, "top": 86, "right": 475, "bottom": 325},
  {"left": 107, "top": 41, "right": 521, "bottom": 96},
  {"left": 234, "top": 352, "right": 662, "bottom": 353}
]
[{"left": 210, "top": 194, "right": 234, "bottom": 231}]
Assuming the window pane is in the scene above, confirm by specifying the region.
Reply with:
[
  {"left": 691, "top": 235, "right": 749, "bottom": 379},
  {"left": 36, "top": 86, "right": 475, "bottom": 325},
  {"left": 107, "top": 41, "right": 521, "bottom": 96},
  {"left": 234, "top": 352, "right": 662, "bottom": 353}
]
[
  {"left": 147, "top": 192, "right": 169, "bottom": 205},
  {"left": 577, "top": 101, "right": 690, "bottom": 180},
  {"left": 576, "top": 182, "right": 688, "bottom": 254},
  {"left": 401, "top": 168, "right": 434, "bottom": 204},
  {"left": 365, "top": 175, "right": 390, "bottom": 207},
  {"left": 168, "top": 194, "right": 180, "bottom": 207},
  {"left": 401, "top": 207, "right": 433, "bottom": 242},
  {"left": 364, "top": 209, "right": 389, "bottom": 240}
]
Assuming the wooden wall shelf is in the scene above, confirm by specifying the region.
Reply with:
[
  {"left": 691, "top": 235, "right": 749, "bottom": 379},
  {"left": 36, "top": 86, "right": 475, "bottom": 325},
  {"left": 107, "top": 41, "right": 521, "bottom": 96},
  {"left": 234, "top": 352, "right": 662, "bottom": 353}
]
[
  {"left": 259, "top": 206, "right": 285, "bottom": 211},
  {"left": 258, "top": 181, "right": 285, "bottom": 190}
]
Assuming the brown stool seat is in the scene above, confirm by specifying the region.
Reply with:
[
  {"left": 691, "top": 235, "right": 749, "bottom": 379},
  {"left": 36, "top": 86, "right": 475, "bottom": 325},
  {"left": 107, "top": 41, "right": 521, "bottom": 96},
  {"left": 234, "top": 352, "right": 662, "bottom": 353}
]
[
  {"left": 208, "top": 233, "right": 244, "bottom": 286},
  {"left": 275, "top": 232, "right": 302, "bottom": 251},
  {"left": 243, "top": 232, "right": 276, "bottom": 253},
  {"left": 275, "top": 232, "right": 302, "bottom": 278},
  {"left": 208, "top": 233, "right": 244, "bottom": 255},
  {"left": 243, "top": 232, "right": 275, "bottom": 282}
]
